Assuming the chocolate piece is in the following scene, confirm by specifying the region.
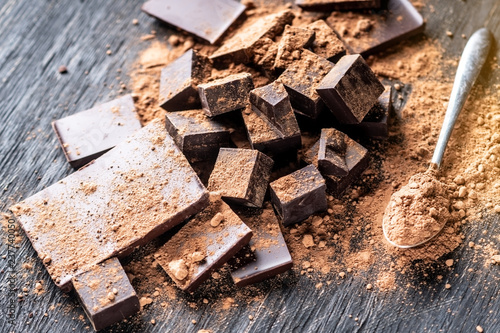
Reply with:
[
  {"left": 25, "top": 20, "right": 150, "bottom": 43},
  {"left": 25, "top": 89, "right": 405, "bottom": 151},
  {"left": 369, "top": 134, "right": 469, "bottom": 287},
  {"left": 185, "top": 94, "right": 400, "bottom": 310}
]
[
  {"left": 165, "top": 109, "right": 231, "bottom": 162},
  {"left": 318, "top": 128, "right": 349, "bottom": 176},
  {"left": 72, "top": 258, "right": 139, "bottom": 331},
  {"left": 230, "top": 206, "right": 292, "bottom": 287},
  {"left": 296, "top": 0, "right": 381, "bottom": 11},
  {"left": 252, "top": 38, "right": 279, "bottom": 75},
  {"left": 328, "top": 0, "right": 425, "bottom": 56},
  {"left": 210, "top": 10, "right": 295, "bottom": 64},
  {"left": 208, "top": 148, "right": 273, "bottom": 208},
  {"left": 159, "top": 49, "right": 211, "bottom": 111},
  {"left": 141, "top": 0, "right": 245, "bottom": 44},
  {"left": 317, "top": 54, "right": 384, "bottom": 124},
  {"left": 52, "top": 95, "right": 141, "bottom": 169},
  {"left": 11, "top": 120, "right": 209, "bottom": 291},
  {"left": 277, "top": 49, "right": 334, "bottom": 119},
  {"left": 269, "top": 165, "right": 327, "bottom": 226},
  {"left": 155, "top": 194, "right": 252, "bottom": 292},
  {"left": 274, "top": 25, "right": 315, "bottom": 70},
  {"left": 198, "top": 73, "right": 254, "bottom": 117},
  {"left": 307, "top": 20, "right": 346, "bottom": 63}
]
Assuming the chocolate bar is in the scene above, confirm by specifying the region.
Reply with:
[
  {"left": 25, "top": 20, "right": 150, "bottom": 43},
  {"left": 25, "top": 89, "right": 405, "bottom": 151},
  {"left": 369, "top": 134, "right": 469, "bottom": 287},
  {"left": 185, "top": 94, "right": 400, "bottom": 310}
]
[
  {"left": 274, "top": 25, "right": 315, "bottom": 70},
  {"left": 296, "top": 0, "right": 381, "bottom": 11},
  {"left": 208, "top": 148, "right": 273, "bottom": 208},
  {"left": 141, "top": 0, "right": 246, "bottom": 44},
  {"left": 159, "top": 49, "right": 211, "bottom": 111},
  {"left": 154, "top": 194, "right": 252, "bottom": 292},
  {"left": 210, "top": 10, "right": 295, "bottom": 64},
  {"left": 306, "top": 20, "right": 346, "bottom": 63},
  {"left": 72, "top": 257, "right": 140, "bottom": 331},
  {"left": 230, "top": 205, "right": 293, "bottom": 287},
  {"left": 316, "top": 54, "right": 384, "bottom": 124},
  {"left": 277, "top": 49, "right": 334, "bottom": 119},
  {"left": 269, "top": 165, "right": 327, "bottom": 226},
  {"left": 10, "top": 120, "right": 209, "bottom": 291},
  {"left": 52, "top": 94, "right": 141, "bottom": 169},
  {"left": 165, "top": 109, "right": 231, "bottom": 162},
  {"left": 198, "top": 73, "right": 254, "bottom": 117}
]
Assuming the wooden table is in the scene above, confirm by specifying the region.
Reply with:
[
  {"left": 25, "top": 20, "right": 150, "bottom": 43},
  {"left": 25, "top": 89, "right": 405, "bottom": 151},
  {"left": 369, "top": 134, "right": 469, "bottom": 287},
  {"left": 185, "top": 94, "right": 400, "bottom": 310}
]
[{"left": 1, "top": 1, "right": 499, "bottom": 332}]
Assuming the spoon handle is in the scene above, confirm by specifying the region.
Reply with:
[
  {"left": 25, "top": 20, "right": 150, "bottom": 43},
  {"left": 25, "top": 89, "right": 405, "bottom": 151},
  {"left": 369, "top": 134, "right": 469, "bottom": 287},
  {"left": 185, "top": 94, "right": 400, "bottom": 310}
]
[{"left": 431, "top": 28, "right": 492, "bottom": 168}]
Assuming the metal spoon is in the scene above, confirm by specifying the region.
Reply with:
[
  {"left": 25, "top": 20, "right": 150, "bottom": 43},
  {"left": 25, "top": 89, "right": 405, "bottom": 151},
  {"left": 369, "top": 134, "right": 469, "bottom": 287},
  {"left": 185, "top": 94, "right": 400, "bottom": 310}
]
[{"left": 383, "top": 28, "right": 492, "bottom": 248}]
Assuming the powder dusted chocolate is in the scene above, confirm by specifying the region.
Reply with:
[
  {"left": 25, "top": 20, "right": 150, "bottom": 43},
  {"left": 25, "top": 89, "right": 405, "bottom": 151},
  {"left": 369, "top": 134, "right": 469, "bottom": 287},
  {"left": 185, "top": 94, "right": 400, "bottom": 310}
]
[
  {"left": 316, "top": 54, "right": 384, "bottom": 124},
  {"left": 155, "top": 194, "right": 252, "bottom": 292},
  {"left": 318, "top": 128, "right": 349, "bottom": 177},
  {"left": 306, "top": 20, "right": 346, "bottom": 63},
  {"left": 208, "top": 148, "right": 273, "bottom": 208},
  {"left": 72, "top": 257, "right": 139, "bottom": 331},
  {"left": 274, "top": 25, "right": 315, "bottom": 70},
  {"left": 52, "top": 94, "right": 141, "bottom": 169},
  {"left": 269, "top": 165, "right": 327, "bottom": 226},
  {"left": 159, "top": 49, "right": 211, "bottom": 111},
  {"left": 10, "top": 120, "right": 209, "bottom": 291},
  {"left": 198, "top": 72, "right": 254, "bottom": 117}
]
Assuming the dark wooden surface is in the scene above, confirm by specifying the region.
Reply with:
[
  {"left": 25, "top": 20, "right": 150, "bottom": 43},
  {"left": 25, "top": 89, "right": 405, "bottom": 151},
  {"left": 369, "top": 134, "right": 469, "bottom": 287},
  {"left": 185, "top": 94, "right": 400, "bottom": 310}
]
[{"left": 1, "top": 1, "right": 500, "bottom": 332}]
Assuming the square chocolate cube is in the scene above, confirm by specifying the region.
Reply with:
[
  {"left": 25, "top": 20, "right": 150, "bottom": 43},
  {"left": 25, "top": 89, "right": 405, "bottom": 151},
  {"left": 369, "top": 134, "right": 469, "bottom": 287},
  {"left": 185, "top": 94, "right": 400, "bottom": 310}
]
[
  {"left": 72, "top": 258, "right": 140, "bottom": 331},
  {"left": 269, "top": 164, "right": 327, "bottom": 226},
  {"left": 316, "top": 54, "right": 384, "bottom": 124},
  {"left": 318, "top": 128, "right": 349, "bottom": 177},
  {"left": 208, "top": 148, "right": 274, "bottom": 208},
  {"left": 306, "top": 20, "right": 346, "bottom": 63}
]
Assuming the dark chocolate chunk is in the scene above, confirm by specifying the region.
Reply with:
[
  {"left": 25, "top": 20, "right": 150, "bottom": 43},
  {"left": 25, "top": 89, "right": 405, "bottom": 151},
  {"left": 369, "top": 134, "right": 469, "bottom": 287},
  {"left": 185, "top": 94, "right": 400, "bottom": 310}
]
[
  {"left": 327, "top": 0, "right": 425, "bottom": 56},
  {"left": 296, "top": 0, "right": 381, "bottom": 11},
  {"left": 252, "top": 37, "right": 279, "bottom": 75},
  {"left": 269, "top": 165, "right": 327, "bottom": 226},
  {"left": 159, "top": 49, "right": 211, "bottom": 111},
  {"left": 11, "top": 120, "right": 209, "bottom": 291},
  {"left": 306, "top": 20, "right": 346, "bottom": 63},
  {"left": 141, "top": 0, "right": 246, "bottom": 44},
  {"left": 230, "top": 205, "right": 292, "bottom": 287},
  {"left": 72, "top": 258, "right": 139, "bottom": 331},
  {"left": 198, "top": 73, "right": 254, "bottom": 117},
  {"left": 274, "top": 25, "right": 315, "bottom": 70},
  {"left": 316, "top": 54, "right": 384, "bottom": 124},
  {"left": 277, "top": 49, "right": 334, "bottom": 119},
  {"left": 165, "top": 109, "right": 231, "bottom": 162},
  {"left": 208, "top": 148, "right": 273, "bottom": 208},
  {"left": 52, "top": 94, "right": 142, "bottom": 169},
  {"left": 210, "top": 10, "right": 295, "bottom": 64},
  {"left": 318, "top": 128, "right": 349, "bottom": 177},
  {"left": 155, "top": 194, "right": 252, "bottom": 292}
]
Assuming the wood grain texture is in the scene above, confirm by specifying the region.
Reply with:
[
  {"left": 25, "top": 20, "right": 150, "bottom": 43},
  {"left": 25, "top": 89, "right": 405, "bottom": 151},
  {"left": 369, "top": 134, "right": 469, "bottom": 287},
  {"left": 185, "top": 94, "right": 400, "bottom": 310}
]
[{"left": 0, "top": 0, "right": 499, "bottom": 332}]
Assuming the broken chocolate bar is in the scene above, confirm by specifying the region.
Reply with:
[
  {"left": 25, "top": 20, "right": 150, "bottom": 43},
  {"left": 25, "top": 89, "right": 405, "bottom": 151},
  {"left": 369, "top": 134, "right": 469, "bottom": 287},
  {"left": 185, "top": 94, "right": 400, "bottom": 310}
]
[
  {"left": 278, "top": 49, "right": 334, "bottom": 119},
  {"left": 318, "top": 128, "right": 349, "bottom": 177},
  {"left": 165, "top": 109, "right": 231, "bottom": 162},
  {"left": 230, "top": 205, "right": 293, "bottom": 287},
  {"left": 159, "top": 49, "right": 211, "bottom": 111},
  {"left": 52, "top": 94, "right": 141, "bottom": 169},
  {"left": 210, "top": 10, "right": 295, "bottom": 64},
  {"left": 208, "top": 148, "right": 273, "bottom": 208},
  {"left": 11, "top": 120, "right": 209, "bottom": 291},
  {"left": 307, "top": 20, "right": 346, "bottom": 63},
  {"left": 274, "top": 25, "right": 315, "bottom": 70},
  {"left": 141, "top": 0, "right": 246, "bottom": 44},
  {"left": 72, "top": 257, "right": 140, "bottom": 331},
  {"left": 155, "top": 194, "right": 252, "bottom": 292},
  {"left": 296, "top": 0, "right": 381, "bottom": 11},
  {"left": 269, "top": 165, "right": 327, "bottom": 226},
  {"left": 317, "top": 54, "right": 384, "bottom": 124},
  {"left": 198, "top": 72, "right": 254, "bottom": 117}
]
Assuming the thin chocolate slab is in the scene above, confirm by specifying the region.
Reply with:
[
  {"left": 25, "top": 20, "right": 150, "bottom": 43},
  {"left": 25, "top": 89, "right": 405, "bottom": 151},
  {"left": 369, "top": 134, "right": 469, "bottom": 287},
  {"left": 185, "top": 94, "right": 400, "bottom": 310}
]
[
  {"left": 297, "top": 0, "right": 381, "bottom": 11},
  {"left": 72, "top": 257, "right": 140, "bottom": 331},
  {"left": 327, "top": 0, "right": 425, "bottom": 56},
  {"left": 269, "top": 165, "right": 327, "bottom": 226},
  {"left": 208, "top": 148, "right": 273, "bottom": 208},
  {"left": 165, "top": 109, "right": 231, "bottom": 162},
  {"left": 198, "top": 72, "right": 254, "bottom": 117},
  {"left": 277, "top": 49, "right": 334, "bottom": 119},
  {"left": 307, "top": 20, "right": 346, "bottom": 63},
  {"left": 10, "top": 120, "right": 209, "bottom": 291},
  {"left": 159, "top": 49, "right": 211, "bottom": 111},
  {"left": 274, "top": 25, "right": 315, "bottom": 70},
  {"left": 155, "top": 194, "right": 252, "bottom": 292},
  {"left": 230, "top": 205, "right": 292, "bottom": 287},
  {"left": 317, "top": 54, "right": 384, "bottom": 124},
  {"left": 52, "top": 94, "right": 141, "bottom": 169},
  {"left": 141, "top": 0, "right": 246, "bottom": 44},
  {"left": 210, "top": 10, "right": 295, "bottom": 64}
]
